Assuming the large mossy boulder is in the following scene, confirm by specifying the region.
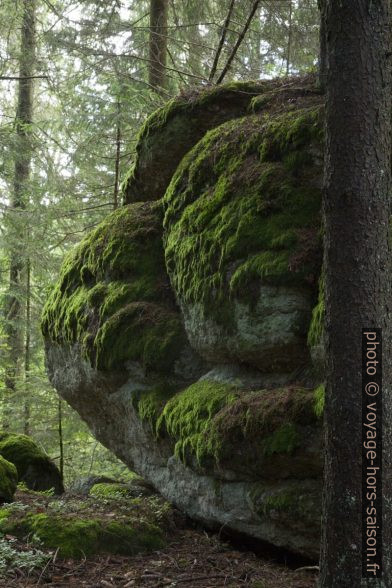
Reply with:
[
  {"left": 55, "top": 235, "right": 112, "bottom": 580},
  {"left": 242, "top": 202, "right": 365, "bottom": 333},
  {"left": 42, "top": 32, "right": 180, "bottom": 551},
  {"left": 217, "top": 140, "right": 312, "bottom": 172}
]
[
  {"left": 0, "top": 455, "right": 18, "bottom": 503},
  {"left": 42, "top": 76, "right": 325, "bottom": 560},
  {"left": 0, "top": 434, "right": 64, "bottom": 495}
]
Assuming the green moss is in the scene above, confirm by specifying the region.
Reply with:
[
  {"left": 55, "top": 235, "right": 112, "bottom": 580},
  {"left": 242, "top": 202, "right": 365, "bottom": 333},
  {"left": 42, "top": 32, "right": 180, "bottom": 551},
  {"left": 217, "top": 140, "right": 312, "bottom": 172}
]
[
  {"left": 198, "top": 387, "right": 319, "bottom": 468},
  {"left": 41, "top": 202, "right": 186, "bottom": 373},
  {"left": 0, "top": 456, "right": 17, "bottom": 503},
  {"left": 0, "top": 433, "right": 63, "bottom": 494},
  {"left": 261, "top": 423, "right": 300, "bottom": 456},
  {"left": 163, "top": 105, "right": 323, "bottom": 319},
  {"left": 132, "top": 382, "right": 177, "bottom": 431},
  {"left": 89, "top": 482, "right": 137, "bottom": 500},
  {"left": 156, "top": 380, "right": 238, "bottom": 464},
  {"left": 308, "top": 273, "right": 325, "bottom": 347},
  {"left": 0, "top": 513, "right": 164, "bottom": 559},
  {"left": 314, "top": 384, "right": 325, "bottom": 418}
]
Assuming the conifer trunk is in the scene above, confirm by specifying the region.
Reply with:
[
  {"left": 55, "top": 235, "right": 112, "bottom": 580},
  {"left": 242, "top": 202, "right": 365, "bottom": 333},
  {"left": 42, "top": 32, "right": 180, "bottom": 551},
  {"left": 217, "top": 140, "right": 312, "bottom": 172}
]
[
  {"left": 320, "top": 0, "right": 392, "bottom": 585},
  {"left": 149, "top": 0, "right": 168, "bottom": 93},
  {"left": 4, "top": 0, "right": 36, "bottom": 427}
]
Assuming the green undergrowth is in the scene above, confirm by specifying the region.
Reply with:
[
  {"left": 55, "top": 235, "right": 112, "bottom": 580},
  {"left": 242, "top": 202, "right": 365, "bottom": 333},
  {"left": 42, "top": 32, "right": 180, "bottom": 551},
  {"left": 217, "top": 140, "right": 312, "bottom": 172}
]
[
  {"left": 163, "top": 104, "right": 324, "bottom": 320},
  {"left": 41, "top": 202, "right": 186, "bottom": 373},
  {"left": 0, "top": 455, "right": 18, "bottom": 503}
]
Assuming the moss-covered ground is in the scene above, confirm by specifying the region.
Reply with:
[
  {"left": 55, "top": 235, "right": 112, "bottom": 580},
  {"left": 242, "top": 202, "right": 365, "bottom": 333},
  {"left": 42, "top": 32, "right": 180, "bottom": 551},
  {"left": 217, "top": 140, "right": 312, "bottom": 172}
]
[{"left": 0, "top": 487, "right": 318, "bottom": 587}]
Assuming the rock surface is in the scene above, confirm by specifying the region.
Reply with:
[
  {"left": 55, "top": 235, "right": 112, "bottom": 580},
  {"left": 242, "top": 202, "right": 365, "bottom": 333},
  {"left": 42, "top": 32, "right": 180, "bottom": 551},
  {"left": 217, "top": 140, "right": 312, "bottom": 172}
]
[{"left": 43, "top": 76, "right": 326, "bottom": 559}]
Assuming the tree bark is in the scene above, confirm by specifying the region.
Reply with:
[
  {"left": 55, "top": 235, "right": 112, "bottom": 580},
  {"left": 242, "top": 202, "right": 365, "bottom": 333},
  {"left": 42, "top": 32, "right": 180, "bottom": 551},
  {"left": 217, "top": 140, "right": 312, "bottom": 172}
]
[
  {"left": 320, "top": 1, "right": 392, "bottom": 586},
  {"left": 4, "top": 0, "right": 36, "bottom": 421},
  {"left": 149, "top": 0, "right": 168, "bottom": 93}
]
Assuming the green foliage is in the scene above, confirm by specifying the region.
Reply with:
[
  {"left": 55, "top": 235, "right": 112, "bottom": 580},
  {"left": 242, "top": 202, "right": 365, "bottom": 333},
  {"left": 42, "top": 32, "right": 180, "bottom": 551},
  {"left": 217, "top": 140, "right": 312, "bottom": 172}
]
[
  {"left": 41, "top": 202, "right": 186, "bottom": 373},
  {"left": 0, "top": 534, "right": 50, "bottom": 577},
  {"left": 156, "top": 380, "right": 238, "bottom": 464},
  {"left": 164, "top": 104, "right": 323, "bottom": 318},
  {"left": 0, "top": 456, "right": 18, "bottom": 502}
]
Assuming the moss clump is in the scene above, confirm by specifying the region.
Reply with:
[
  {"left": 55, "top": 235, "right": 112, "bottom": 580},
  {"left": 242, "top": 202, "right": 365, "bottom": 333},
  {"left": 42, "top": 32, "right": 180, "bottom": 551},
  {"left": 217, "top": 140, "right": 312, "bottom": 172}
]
[
  {"left": 89, "top": 482, "right": 138, "bottom": 500},
  {"left": 0, "top": 513, "right": 164, "bottom": 559},
  {"left": 156, "top": 380, "right": 238, "bottom": 464},
  {"left": 41, "top": 202, "right": 187, "bottom": 373},
  {"left": 132, "top": 382, "right": 178, "bottom": 432},
  {"left": 163, "top": 104, "right": 323, "bottom": 322},
  {"left": 0, "top": 456, "right": 18, "bottom": 503},
  {"left": 313, "top": 384, "right": 325, "bottom": 418},
  {"left": 261, "top": 423, "right": 301, "bottom": 456},
  {"left": 196, "top": 387, "right": 320, "bottom": 469},
  {"left": 0, "top": 434, "right": 63, "bottom": 495},
  {"left": 307, "top": 273, "right": 324, "bottom": 347}
]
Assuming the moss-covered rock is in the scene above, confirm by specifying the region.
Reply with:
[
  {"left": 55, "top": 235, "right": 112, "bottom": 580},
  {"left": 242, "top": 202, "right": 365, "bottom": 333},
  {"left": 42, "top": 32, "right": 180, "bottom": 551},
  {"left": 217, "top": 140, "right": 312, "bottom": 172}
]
[
  {"left": 0, "top": 434, "right": 63, "bottom": 495},
  {"left": 42, "top": 76, "right": 327, "bottom": 560},
  {"left": 0, "top": 511, "right": 164, "bottom": 558},
  {"left": 89, "top": 479, "right": 154, "bottom": 499},
  {"left": 163, "top": 103, "right": 323, "bottom": 371},
  {"left": 122, "top": 80, "right": 280, "bottom": 205},
  {"left": 42, "top": 202, "right": 191, "bottom": 374},
  {"left": 0, "top": 455, "right": 18, "bottom": 503}
]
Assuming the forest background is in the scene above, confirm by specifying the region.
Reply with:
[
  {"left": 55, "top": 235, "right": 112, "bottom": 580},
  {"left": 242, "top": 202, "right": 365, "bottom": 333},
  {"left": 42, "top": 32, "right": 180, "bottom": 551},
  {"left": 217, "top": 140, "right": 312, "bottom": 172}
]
[{"left": 0, "top": 0, "right": 320, "bottom": 485}]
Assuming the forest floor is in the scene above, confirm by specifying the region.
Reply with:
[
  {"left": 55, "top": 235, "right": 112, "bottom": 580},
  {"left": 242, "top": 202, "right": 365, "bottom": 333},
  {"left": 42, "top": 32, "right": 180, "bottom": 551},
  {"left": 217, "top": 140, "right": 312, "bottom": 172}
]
[{"left": 0, "top": 490, "right": 318, "bottom": 588}]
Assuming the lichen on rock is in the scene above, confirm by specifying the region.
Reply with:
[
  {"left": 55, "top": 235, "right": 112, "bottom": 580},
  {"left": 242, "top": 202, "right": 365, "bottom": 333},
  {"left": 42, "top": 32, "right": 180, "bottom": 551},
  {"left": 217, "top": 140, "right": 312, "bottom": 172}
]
[{"left": 0, "top": 434, "right": 63, "bottom": 495}]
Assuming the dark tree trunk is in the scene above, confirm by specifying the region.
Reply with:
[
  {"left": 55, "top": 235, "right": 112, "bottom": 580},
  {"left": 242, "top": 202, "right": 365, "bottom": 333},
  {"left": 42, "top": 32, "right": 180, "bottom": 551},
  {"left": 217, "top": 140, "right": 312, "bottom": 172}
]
[
  {"left": 149, "top": 0, "right": 168, "bottom": 93},
  {"left": 4, "top": 0, "right": 36, "bottom": 420},
  {"left": 320, "top": 1, "right": 392, "bottom": 586}
]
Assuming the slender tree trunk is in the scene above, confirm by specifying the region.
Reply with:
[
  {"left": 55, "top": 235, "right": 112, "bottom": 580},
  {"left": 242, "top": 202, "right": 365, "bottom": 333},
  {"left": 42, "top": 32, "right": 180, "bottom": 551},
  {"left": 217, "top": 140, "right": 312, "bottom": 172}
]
[
  {"left": 317, "top": 0, "right": 326, "bottom": 89},
  {"left": 4, "top": 0, "right": 36, "bottom": 427},
  {"left": 149, "top": 0, "right": 168, "bottom": 93},
  {"left": 113, "top": 100, "right": 121, "bottom": 210},
  {"left": 320, "top": 1, "right": 392, "bottom": 586},
  {"left": 286, "top": 0, "right": 293, "bottom": 76},
  {"left": 24, "top": 258, "right": 31, "bottom": 436},
  {"left": 58, "top": 399, "right": 64, "bottom": 480}
]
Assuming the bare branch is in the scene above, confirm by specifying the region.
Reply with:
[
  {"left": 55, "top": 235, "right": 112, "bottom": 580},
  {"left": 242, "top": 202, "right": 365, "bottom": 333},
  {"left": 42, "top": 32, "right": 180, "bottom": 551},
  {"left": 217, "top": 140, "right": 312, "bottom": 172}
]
[
  {"left": 216, "top": 0, "right": 261, "bottom": 85},
  {"left": 209, "top": 0, "right": 236, "bottom": 82}
]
